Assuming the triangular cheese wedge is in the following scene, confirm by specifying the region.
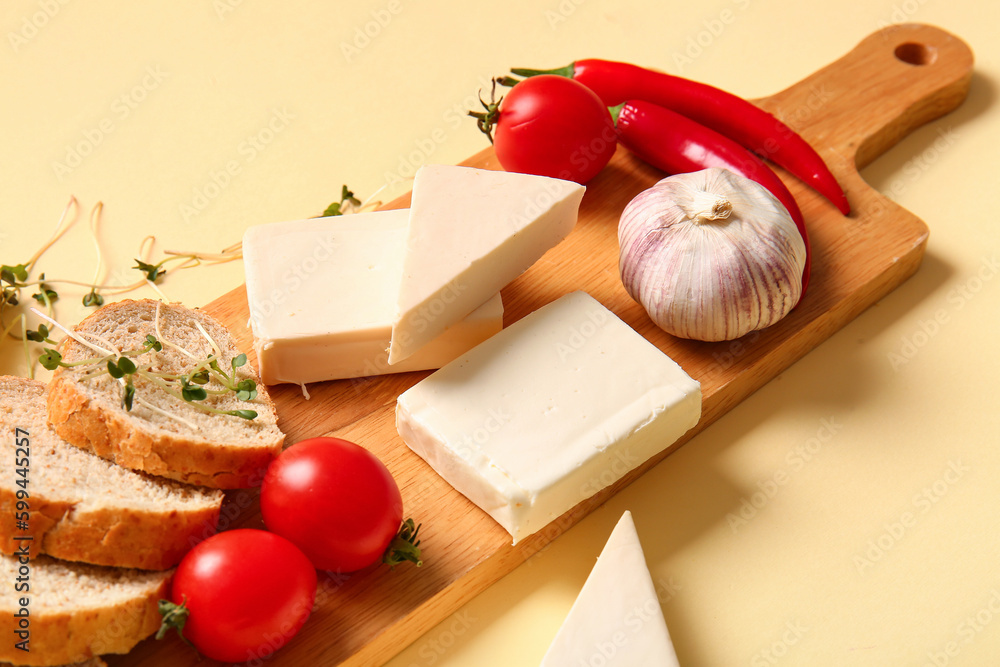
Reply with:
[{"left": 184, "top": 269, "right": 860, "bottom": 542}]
[
  {"left": 541, "top": 511, "right": 681, "bottom": 666},
  {"left": 388, "top": 164, "right": 585, "bottom": 364}
]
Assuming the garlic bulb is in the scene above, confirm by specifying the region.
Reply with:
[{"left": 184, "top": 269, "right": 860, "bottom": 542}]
[{"left": 618, "top": 167, "right": 806, "bottom": 342}]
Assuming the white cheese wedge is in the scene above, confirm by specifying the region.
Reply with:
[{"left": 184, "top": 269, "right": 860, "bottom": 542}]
[
  {"left": 541, "top": 511, "right": 681, "bottom": 666},
  {"left": 395, "top": 291, "right": 701, "bottom": 543},
  {"left": 387, "top": 164, "right": 585, "bottom": 365},
  {"left": 243, "top": 209, "right": 503, "bottom": 386}
]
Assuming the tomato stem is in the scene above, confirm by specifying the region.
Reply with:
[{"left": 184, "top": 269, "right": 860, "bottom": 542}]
[
  {"left": 382, "top": 518, "right": 423, "bottom": 569},
  {"left": 467, "top": 79, "right": 503, "bottom": 145},
  {"left": 608, "top": 102, "right": 625, "bottom": 125},
  {"left": 155, "top": 597, "right": 198, "bottom": 652}
]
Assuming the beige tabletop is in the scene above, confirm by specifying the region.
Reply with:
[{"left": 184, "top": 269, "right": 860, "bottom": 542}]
[{"left": 2, "top": 1, "right": 998, "bottom": 665}]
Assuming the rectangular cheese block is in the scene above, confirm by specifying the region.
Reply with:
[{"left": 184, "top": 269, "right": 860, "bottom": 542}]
[
  {"left": 395, "top": 291, "right": 702, "bottom": 543},
  {"left": 243, "top": 210, "right": 503, "bottom": 386},
  {"left": 388, "top": 165, "right": 585, "bottom": 365}
]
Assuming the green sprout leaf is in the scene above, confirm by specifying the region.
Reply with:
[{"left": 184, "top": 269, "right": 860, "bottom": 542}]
[
  {"left": 180, "top": 377, "right": 208, "bottom": 402},
  {"left": 235, "top": 378, "right": 257, "bottom": 402},
  {"left": 39, "top": 348, "right": 63, "bottom": 370},
  {"left": 182, "top": 386, "right": 207, "bottom": 402},
  {"left": 1, "top": 263, "right": 28, "bottom": 285},
  {"left": 322, "top": 185, "right": 362, "bottom": 217},
  {"left": 190, "top": 369, "right": 210, "bottom": 385},
  {"left": 108, "top": 356, "right": 136, "bottom": 378},
  {"left": 133, "top": 259, "right": 165, "bottom": 282},
  {"left": 231, "top": 353, "right": 247, "bottom": 372},
  {"left": 82, "top": 289, "right": 104, "bottom": 307},
  {"left": 143, "top": 334, "right": 163, "bottom": 352},
  {"left": 25, "top": 324, "right": 51, "bottom": 343},
  {"left": 31, "top": 286, "right": 59, "bottom": 304},
  {"left": 227, "top": 409, "right": 258, "bottom": 420}
]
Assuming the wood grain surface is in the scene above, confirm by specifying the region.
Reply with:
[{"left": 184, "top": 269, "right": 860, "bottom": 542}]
[{"left": 116, "top": 23, "right": 973, "bottom": 667}]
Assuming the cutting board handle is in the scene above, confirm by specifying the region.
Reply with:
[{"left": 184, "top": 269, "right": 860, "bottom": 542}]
[{"left": 757, "top": 23, "right": 974, "bottom": 173}]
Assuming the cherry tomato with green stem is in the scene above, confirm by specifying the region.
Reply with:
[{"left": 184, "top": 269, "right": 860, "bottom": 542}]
[
  {"left": 470, "top": 75, "right": 617, "bottom": 184},
  {"left": 157, "top": 529, "right": 317, "bottom": 663},
  {"left": 260, "top": 437, "right": 422, "bottom": 574}
]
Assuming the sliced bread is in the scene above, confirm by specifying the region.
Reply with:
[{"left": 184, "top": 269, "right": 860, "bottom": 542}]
[
  {"left": 0, "top": 554, "right": 169, "bottom": 666},
  {"left": 1, "top": 376, "right": 223, "bottom": 570},
  {"left": 46, "top": 299, "right": 284, "bottom": 488}
]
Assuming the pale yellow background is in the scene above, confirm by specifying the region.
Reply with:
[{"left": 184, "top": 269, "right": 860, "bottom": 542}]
[{"left": 2, "top": 1, "right": 998, "bottom": 665}]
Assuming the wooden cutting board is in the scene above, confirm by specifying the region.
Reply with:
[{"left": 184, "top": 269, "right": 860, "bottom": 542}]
[{"left": 118, "top": 22, "right": 972, "bottom": 667}]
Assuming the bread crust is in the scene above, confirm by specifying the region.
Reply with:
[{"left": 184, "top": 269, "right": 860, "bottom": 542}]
[
  {"left": 46, "top": 377, "right": 277, "bottom": 488},
  {"left": 0, "top": 490, "right": 219, "bottom": 571},
  {"left": 0, "top": 563, "right": 169, "bottom": 666},
  {"left": 44, "top": 300, "right": 284, "bottom": 489}
]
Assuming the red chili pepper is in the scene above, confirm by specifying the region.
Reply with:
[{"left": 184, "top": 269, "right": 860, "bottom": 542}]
[
  {"left": 612, "top": 99, "right": 811, "bottom": 297},
  {"left": 511, "top": 59, "right": 850, "bottom": 215}
]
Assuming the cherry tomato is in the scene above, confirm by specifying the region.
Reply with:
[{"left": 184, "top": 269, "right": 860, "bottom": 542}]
[
  {"left": 164, "top": 529, "right": 316, "bottom": 663},
  {"left": 260, "top": 437, "right": 405, "bottom": 573},
  {"left": 491, "top": 74, "right": 617, "bottom": 184}
]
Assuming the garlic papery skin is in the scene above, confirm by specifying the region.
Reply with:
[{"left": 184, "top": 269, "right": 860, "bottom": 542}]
[{"left": 618, "top": 167, "right": 806, "bottom": 342}]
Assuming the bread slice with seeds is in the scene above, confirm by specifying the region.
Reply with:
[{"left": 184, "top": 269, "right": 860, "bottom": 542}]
[
  {"left": 1, "top": 376, "right": 223, "bottom": 570},
  {"left": 0, "top": 554, "right": 169, "bottom": 666},
  {"left": 46, "top": 299, "right": 284, "bottom": 488}
]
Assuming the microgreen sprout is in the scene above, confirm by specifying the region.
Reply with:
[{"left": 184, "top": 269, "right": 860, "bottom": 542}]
[
  {"left": 25, "top": 324, "right": 55, "bottom": 344},
  {"left": 38, "top": 348, "right": 63, "bottom": 371},
  {"left": 83, "top": 288, "right": 104, "bottom": 307},
  {"left": 322, "top": 185, "right": 362, "bottom": 217},
  {"left": 133, "top": 259, "right": 167, "bottom": 283},
  {"left": 32, "top": 317, "right": 259, "bottom": 423},
  {"left": 1, "top": 200, "right": 242, "bottom": 376},
  {"left": 142, "top": 334, "right": 163, "bottom": 353},
  {"left": 31, "top": 275, "right": 59, "bottom": 308}
]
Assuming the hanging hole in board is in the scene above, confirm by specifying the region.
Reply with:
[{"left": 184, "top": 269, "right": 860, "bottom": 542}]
[{"left": 894, "top": 42, "right": 937, "bottom": 66}]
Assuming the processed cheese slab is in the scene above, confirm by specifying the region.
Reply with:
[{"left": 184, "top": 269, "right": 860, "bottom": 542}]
[
  {"left": 387, "top": 164, "right": 585, "bottom": 365},
  {"left": 395, "top": 291, "right": 701, "bottom": 543},
  {"left": 541, "top": 511, "right": 681, "bottom": 666},
  {"left": 243, "top": 209, "right": 503, "bottom": 386}
]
